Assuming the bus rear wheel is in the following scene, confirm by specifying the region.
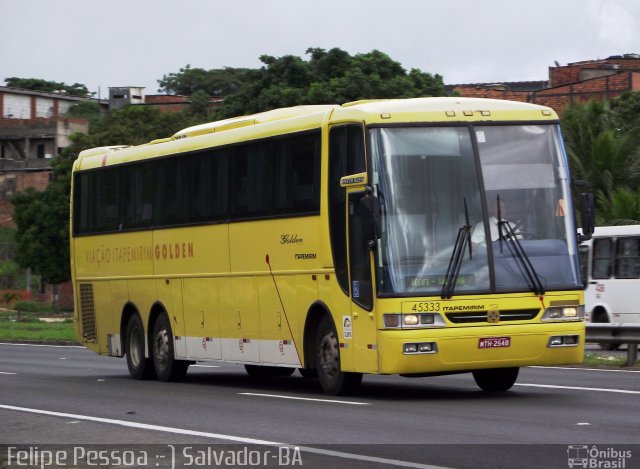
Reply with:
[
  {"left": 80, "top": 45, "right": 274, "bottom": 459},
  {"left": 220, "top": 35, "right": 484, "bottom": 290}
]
[
  {"left": 472, "top": 367, "right": 519, "bottom": 392},
  {"left": 316, "top": 316, "right": 362, "bottom": 395},
  {"left": 124, "top": 314, "right": 155, "bottom": 380},
  {"left": 151, "top": 313, "right": 189, "bottom": 382}
]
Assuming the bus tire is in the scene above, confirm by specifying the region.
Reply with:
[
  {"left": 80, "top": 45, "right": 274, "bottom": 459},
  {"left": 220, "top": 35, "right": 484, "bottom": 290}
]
[
  {"left": 124, "top": 314, "right": 155, "bottom": 380},
  {"left": 244, "top": 365, "right": 295, "bottom": 377},
  {"left": 316, "top": 316, "right": 362, "bottom": 395},
  {"left": 151, "top": 313, "right": 189, "bottom": 382},
  {"left": 472, "top": 367, "right": 519, "bottom": 392}
]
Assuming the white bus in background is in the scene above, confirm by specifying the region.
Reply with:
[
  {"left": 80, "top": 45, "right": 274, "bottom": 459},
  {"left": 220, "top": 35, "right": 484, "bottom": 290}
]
[{"left": 581, "top": 225, "right": 640, "bottom": 326}]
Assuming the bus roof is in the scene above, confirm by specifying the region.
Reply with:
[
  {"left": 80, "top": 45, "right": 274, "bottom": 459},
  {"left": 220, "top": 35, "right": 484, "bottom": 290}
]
[
  {"left": 74, "top": 97, "right": 558, "bottom": 171},
  {"left": 591, "top": 225, "right": 640, "bottom": 237}
]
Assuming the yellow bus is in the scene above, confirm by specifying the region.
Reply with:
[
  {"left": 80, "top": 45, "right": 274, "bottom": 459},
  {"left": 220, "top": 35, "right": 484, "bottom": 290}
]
[{"left": 71, "top": 97, "right": 588, "bottom": 395}]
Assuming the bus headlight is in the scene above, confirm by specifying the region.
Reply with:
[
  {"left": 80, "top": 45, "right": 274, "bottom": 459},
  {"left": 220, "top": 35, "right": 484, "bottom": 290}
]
[
  {"left": 542, "top": 305, "right": 584, "bottom": 321},
  {"left": 403, "top": 342, "right": 438, "bottom": 354},
  {"left": 383, "top": 313, "right": 446, "bottom": 329}
]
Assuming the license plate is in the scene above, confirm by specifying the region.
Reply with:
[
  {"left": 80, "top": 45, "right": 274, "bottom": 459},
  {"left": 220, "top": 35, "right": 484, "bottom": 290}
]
[{"left": 479, "top": 337, "right": 511, "bottom": 349}]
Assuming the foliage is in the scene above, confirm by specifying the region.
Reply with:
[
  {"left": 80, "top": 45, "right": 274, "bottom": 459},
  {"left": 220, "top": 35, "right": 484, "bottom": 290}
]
[
  {"left": 611, "top": 91, "right": 640, "bottom": 135},
  {"left": 12, "top": 181, "right": 70, "bottom": 285},
  {"left": 87, "top": 105, "right": 200, "bottom": 146},
  {"left": 64, "top": 101, "right": 103, "bottom": 122},
  {"left": 160, "top": 48, "right": 445, "bottom": 119},
  {"left": 562, "top": 93, "right": 640, "bottom": 226},
  {"left": 595, "top": 186, "right": 640, "bottom": 225},
  {"left": 218, "top": 48, "right": 445, "bottom": 118},
  {"left": 13, "top": 300, "right": 58, "bottom": 313},
  {"left": 158, "top": 65, "right": 253, "bottom": 96},
  {"left": 4, "top": 77, "right": 91, "bottom": 97}
]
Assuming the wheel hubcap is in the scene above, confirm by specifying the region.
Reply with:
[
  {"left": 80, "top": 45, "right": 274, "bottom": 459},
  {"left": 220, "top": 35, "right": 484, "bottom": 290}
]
[
  {"left": 154, "top": 327, "right": 169, "bottom": 370},
  {"left": 319, "top": 331, "right": 339, "bottom": 379}
]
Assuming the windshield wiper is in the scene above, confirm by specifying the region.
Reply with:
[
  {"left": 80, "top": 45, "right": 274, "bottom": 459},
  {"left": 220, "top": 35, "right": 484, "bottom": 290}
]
[
  {"left": 496, "top": 196, "right": 545, "bottom": 296},
  {"left": 441, "top": 200, "right": 472, "bottom": 299}
]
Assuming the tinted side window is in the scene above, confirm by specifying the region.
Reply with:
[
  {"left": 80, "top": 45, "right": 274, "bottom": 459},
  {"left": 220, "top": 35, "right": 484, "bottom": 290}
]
[
  {"left": 273, "top": 132, "right": 321, "bottom": 214},
  {"left": 615, "top": 237, "right": 640, "bottom": 279},
  {"left": 592, "top": 238, "right": 612, "bottom": 279},
  {"left": 155, "top": 157, "right": 189, "bottom": 226},
  {"left": 92, "top": 168, "right": 119, "bottom": 233},
  {"left": 73, "top": 173, "right": 89, "bottom": 235},
  {"left": 72, "top": 130, "right": 322, "bottom": 235},
  {"left": 121, "top": 162, "right": 154, "bottom": 229},
  {"left": 190, "top": 150, "right": 229, "bottom": 222}
]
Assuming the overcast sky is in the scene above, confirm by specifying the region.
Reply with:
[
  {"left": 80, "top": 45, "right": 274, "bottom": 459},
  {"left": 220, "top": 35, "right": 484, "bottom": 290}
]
[{"left": 2, "top": 0, "right": 639, "bottom": 98}]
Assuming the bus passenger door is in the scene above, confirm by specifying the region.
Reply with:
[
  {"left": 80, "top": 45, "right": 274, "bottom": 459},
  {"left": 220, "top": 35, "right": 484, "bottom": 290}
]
[{"left": 348, "top": 191, "right": 379, "bottom": 373}]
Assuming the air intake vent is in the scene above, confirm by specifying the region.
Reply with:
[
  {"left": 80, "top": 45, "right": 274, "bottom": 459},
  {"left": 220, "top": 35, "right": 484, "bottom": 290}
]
[
  {"left": 79, "top": 283, "right": 96, "bottom": 341},
  {"left": 445, "top": 309, "right": 540, "bottom": 324}
]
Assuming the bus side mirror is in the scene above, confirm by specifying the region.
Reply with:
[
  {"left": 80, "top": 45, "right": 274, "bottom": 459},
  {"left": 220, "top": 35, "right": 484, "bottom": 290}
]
[
  {"left": 360, "top": 187, "right": 381, "bottom": 250},
  {"left": 579, "top": 192, "right": 595, "bottom": 242}
]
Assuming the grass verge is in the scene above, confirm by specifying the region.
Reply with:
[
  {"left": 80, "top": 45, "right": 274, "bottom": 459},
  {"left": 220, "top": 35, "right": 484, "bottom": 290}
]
[
  {"left": 582, "top": 353, "right": 628, "bottom": 367},
  {"left": 0, "top": 308, "right": 76, "bottom": 343}
]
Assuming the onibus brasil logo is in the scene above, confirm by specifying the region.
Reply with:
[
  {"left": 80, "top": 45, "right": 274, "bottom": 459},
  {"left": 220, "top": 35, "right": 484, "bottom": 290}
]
[{"left": 567, "top": 445, "right": 632, "bottom": 468}]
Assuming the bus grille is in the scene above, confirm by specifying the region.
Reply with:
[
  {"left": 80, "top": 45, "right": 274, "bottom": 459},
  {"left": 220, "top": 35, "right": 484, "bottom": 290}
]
[
  {"left": 79, "top": 283, "right": 96, "bottom": 341},
  {"left": 445, "top": 309, "right": 540, "bottom": 324}
]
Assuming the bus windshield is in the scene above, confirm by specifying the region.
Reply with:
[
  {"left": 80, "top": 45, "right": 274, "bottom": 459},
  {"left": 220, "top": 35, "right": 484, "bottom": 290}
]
[{"left": 371, "top": 124, "right": 582, "bottom": 297}]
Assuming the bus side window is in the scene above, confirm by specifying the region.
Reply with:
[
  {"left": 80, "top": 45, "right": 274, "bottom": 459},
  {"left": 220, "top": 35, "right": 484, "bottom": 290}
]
[
  {"left": 592, "top": 238, "right": 613, "bottom": 279},
  {"left": 615, "top": 237, "right": 640, "bottom": 279}
]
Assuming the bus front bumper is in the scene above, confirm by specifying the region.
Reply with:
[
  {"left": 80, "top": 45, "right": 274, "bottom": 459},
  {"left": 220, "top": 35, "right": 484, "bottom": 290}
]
[{"left": 377, "top": 322, "right": 585, "bottom": 375}]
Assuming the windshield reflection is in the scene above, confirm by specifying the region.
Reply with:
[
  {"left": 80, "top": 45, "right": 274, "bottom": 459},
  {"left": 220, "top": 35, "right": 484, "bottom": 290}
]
[{"left": 370, "top": 124, "right": 582, "bottom": 297}]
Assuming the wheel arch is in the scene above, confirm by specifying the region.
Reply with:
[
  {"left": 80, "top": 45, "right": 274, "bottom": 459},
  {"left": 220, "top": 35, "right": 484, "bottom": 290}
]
[
  {"left": 303, "top": 301, "right": 334, "bottom": 370},
  {"left": 591, "top": 305, "right": 610, "bottom": 323},
  {"left": 147, "top": 301, "right": 169, "bottom": 346},
  {"left": 120, "top": 302, "right": 141, "bottom": 356}
]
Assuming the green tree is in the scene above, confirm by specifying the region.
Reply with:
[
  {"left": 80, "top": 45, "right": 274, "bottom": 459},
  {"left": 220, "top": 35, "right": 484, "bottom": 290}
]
[
  {"left": 596, "top": 186, "right": 640, "bottom": 225},
  {"left": 157, "top": 65, "right": 252, "bottom": 96},
  {"left": 188, "top": 89, "right": 212, "bottom": 119},
  {"left": 164, "top": 48, "right": 445, "bottom": 119},
  {"left": 87, "top": 105, "right": 199, "bottom": 147},
  {"left": 65, "top": 101, "right": 103, "bottom": 122},
  {"left": 562, "top": 95, "right": 640, "bottom": 226},
  {"left": 4, "top": 77, "right": 91, "bottom": 97},
  {"left": 12, "top": 181, "right": 70, "bottom": 284},
  {"left": 611, "top": 91, "right": 640, "bottom": 135}
]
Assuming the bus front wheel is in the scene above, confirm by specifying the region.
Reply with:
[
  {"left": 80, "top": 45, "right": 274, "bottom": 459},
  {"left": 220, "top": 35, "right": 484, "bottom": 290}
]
[
  {"left": 316, "top": 316, "right": 362, "bottom": 395},
  {"left": 151, "top": 313, "right": 189, "bottom": 382},
  {"left": 472, "top": 367, "right": 519, "bottom": 392},
  {"left": 124, "top": 314, "right": 155, "bottom": 380}
]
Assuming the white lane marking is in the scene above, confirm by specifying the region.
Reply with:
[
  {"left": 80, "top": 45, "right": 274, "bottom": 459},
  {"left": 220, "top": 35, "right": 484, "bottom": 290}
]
[
  {"left": 191, "top": 364, "right": 221, "bottom": 368},
  {"left": 531, "top": 366, "right": 640, "bottom": 373},
  {"left": 516, "top": 383, "right": 640, "bottom": 394},
  {"left": 240, "top": 392, "right": 370, "bottom": 405},
  {"left": 0, "top": 343, "right": 85, "bottom": 349},
  {"left": 0, "top": 404, "right": 446, "bottom": 469},
  {"left": 0, "top": 371, "right": 17, "bottom": 375}
]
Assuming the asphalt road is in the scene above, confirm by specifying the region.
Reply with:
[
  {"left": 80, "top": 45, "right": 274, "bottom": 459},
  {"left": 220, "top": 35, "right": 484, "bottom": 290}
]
[{"left": 0, "top": 343, "right": 638, "bottom": 468}]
